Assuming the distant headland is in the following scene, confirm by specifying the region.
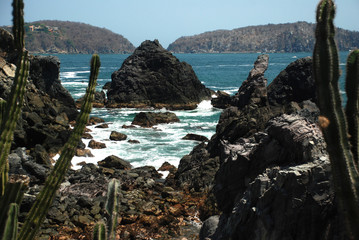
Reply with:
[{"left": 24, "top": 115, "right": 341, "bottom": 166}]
[
  {"left": 2, "top": 21, "right": 358, "bottom": 54},
  {"left": 168, "top": 21, "right": 359, "bottom": 53},
  {"left": 2, "top": 20, "right": 135, "bottom": 54}
]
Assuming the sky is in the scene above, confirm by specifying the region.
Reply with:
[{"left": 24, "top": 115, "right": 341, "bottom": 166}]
[{"left": 1, "top": 0, "right": 358, "bottom": 49}]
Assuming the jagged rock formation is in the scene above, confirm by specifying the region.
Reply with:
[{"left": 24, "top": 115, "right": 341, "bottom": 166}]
[
  {"left": 106, "top": 40, "right": 212, "bottom": 110},
  {"left": 2, "top": 21, "right": 135, "bottom": 54},
  {"left": 175, "top": 54, "right": 345, "bottom": 239},
  {"left": 0, "top": 28, "right": 79, "bottom": 162},
  {"left": 168, "top": 21, "right": 359, "bottom": 53}
]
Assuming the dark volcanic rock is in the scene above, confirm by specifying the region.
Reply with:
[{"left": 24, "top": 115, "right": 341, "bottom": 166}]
[
  {"left": 132, "top": 111, "right": 180, "bottom": 128},
  {"left": 98, "top": 155, "right": 132, "bottom": 170},
  {"left": 29, "top": 55, "right": 78, "bottom": 120},
  {"left": 267, "top": 57, "right": 315, "bottom": 105},
  {"left": 109, "top": 131, "right": 127, "bottom": 141},
  {"left": 182, "top": 133, "right": 209, "bottom": 142},
  {"left": 76, "top": 90, "right": 107, "bottom": 108},
  {"left": 232, "top": 54, "right": 269, "bottom": 109},
  {"left": 211, "top": 91, "right": 232, "bottom": 109},
  {"left": 88, "top": 140, "right": 106, "bottom": 149},
  {"left": 106, "top": 40, "right": 212, "bottom": 110}
]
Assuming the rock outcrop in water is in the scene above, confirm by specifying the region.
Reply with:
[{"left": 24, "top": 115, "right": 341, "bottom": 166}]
[
  {"left": 106, "top": 40, "right": 212, "bottom": 110},
  {"left": 175, "top": 54, "right": 344, "bottom": 239},
  {"left": 131, "top": 111, "right": 180, "bottom": 127}
]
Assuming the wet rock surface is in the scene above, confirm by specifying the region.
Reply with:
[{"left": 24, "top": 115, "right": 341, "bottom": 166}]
[{"left": 106, "top": 39, "right": 212, "bottom": 110}]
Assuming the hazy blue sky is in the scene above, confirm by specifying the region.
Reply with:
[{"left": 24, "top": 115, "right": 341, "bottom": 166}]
[{"left": 1, "top": 0, "right": 358, "bottom": 48}]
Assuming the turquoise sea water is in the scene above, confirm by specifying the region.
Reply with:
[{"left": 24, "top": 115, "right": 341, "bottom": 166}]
[{"left": 55, "top": 52, "right": 350, "bottom": 169}]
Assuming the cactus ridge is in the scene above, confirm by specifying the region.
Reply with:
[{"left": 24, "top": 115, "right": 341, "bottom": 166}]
[
  {"left": 18, "top": 54, "right": 100, "bottom": 240},
  {"left": 93, "top": 222, "right": 107, "bottom": 240},
  {"left": 105, "top": 178, "right": 120, "bottom": 240},
  {"left": 346, "top": 50, "right": 359, "bottom": 166},
  {"left": 1, "top": 203, "right": 19, "bottom": 240},
  {"left": 0, "top": 50, "right": 29, "bottom": 196},
  {"left": 12, "top": 0, "right": 25, "bottom": 51}
]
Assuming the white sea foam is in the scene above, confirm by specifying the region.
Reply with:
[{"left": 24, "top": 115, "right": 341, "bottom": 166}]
[
  {"left": 70, "top": 105, "right": 221, "bottom": 170},
  {"left": 60, "top": 70, "right": 90, "bottom": 79},
  {"left": 197, "top": 100, "right": 213, "bottom": 109}
]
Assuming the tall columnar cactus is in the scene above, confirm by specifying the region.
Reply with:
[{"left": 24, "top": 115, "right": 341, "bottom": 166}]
[
  {"left": 105, "top": 178, "right": 121, "bottom": 240},
  {"left": 18, "top": 54, "right": 100, "bottom": 240},
  {"left": 0, "top": 1, "right": 29, "bottom": 239},
  {"left": 0, "top": 1, "right": 100, "bottom": 239},
  {"left": 313, "top": 0, "right": 359, "bottom": 239}
]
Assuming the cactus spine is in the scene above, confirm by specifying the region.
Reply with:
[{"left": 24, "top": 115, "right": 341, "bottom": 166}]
[
  {"left": 313, "top": 0, "right": 359, "bottom": 239},
  {"left": 18, "top": 54, "right": 100, "bottom": 240},
  {"left": 105, "top": 178, "right": 120, "bottom": 240}
]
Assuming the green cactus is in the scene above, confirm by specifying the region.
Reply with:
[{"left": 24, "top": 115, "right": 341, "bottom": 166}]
[
  {"left": 345, "top": 49, "right": 359, "bottom": 164},
  {"left": 92, "top": 178, "right": 121, "bottom": 240},
  {"left": 1, "top": 203, "right": 19, "bottom": 240},
  {"left": 11, "top": 0, "right": 25, "bottom": 51},
  {"left": 93, "top": 222, "right": 107, "bottom": 240},
  {"left": 0, "top": 0, "right": 100, "bottom": 239},
  {"left": 313, "top": 0, "right": 359, "bottom": 239},
  {"left": 105, "top": 178, "right": 120, "bottom": 240},
  {"left": 18, "top": 54, "right": 100, "bottom": 240},
  {"left": 0, "top": 50, "right": 29, "bottom": 196},
  {"left": 0, "top": 176, "right": 29, "bottom": 240}
]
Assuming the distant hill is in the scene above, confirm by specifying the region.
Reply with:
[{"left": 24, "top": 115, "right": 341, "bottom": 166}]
[
  {"left": 168, "top": 22, "right": 359, "bottom": 53},
  {"left": 3, "top": 20, "right": 135, "bottom": 54}
]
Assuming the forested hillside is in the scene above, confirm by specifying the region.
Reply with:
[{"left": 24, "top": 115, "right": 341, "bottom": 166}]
[
  {"left": 168, "top": 22, "right": 359, "bottom": 53},
  {"left": 3, "top": 20, "right": 135, "bottom": 54}
]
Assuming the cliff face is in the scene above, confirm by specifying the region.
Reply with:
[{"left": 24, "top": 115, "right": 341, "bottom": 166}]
[
  {"left": 168, "top": 21, "right": 359, "bottom": 53},
  {"left": 3, "top": 20, "right": 135, "bottom": 54}
]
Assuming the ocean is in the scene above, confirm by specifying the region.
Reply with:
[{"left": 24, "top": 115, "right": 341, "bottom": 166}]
[{"left": 56, "top": 52, "right": 350, "bottom": 170}]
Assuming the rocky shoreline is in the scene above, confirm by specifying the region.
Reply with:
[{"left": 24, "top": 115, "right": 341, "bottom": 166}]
[{"left": 1, "top": 26, "right": 345, "bottom": 239}]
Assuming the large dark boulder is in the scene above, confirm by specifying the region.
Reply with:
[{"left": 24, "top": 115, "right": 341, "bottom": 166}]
[
  {"left": 267, "top": 57, "right": 315, "bottom": 105},
  {"left": 106, "top": 40, "right": 212, "bottom": 110},
  {"left": 98, "top": 155, "right": 132, "bottom": 170},
  {"left": 132, "top": 111, "right": 180, "bottom": 128}
]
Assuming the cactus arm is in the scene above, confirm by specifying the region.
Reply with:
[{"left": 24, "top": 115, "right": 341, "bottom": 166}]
[
  {"left": 345, "top": 50, "right": 359, "bottom": 166},
  {"left": 0, "top": 176, "right": 29, "bottom": 238},
  {"left": 313, "top": 0, "right": 359, "bottom": 239},
  {"left": 12, "top": 0, "right": 25, "bottom": 51},
  {"left": 18, "top": 54, "right": 100, "bottom": 240},
  {"left": 105, "top": 178, "right": 120, "bottom": 240},
  {"left": 1, "top": 203, "right": 19, "bottom": 240},
  {"left": 93, "top": 222, "right": 107, "bottom": 240}
]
